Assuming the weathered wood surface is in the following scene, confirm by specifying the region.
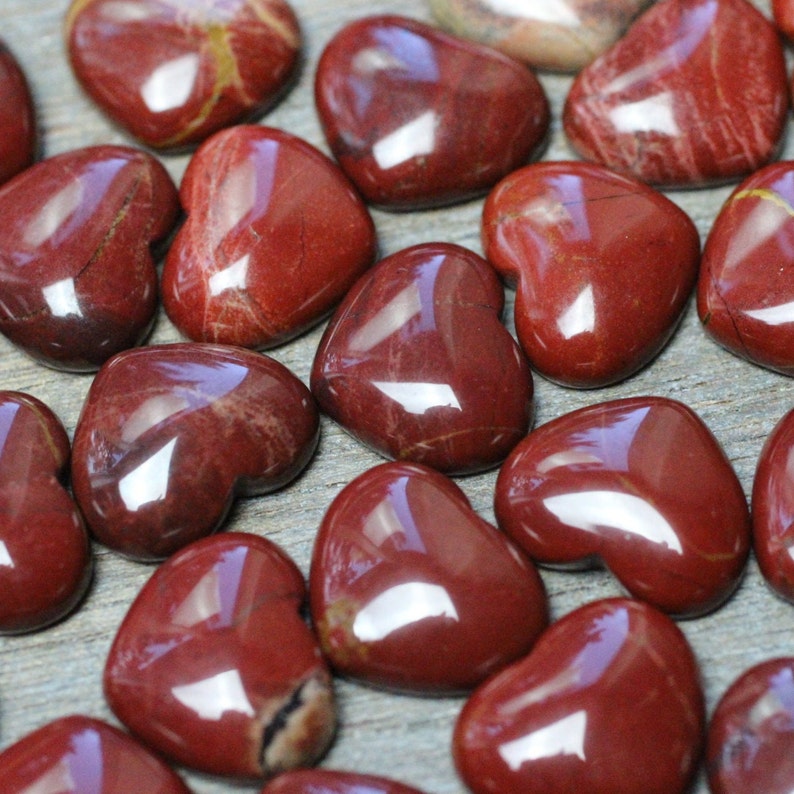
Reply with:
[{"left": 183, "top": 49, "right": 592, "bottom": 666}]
[{"left": 2, "top": 1, "right": 793, "bottom": 792}]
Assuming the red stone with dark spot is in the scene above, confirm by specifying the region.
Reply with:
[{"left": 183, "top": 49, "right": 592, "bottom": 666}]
[
  {"left": 310, "top": 462, "right": 548, "bottom": 694},
  {"left": 71, "top": 343, "right": 319, "bottom": 561},
  {"left": 0, "top": 42, "right": 35, "bottom": 186},
  {"left": 261, "top": 770, "right": 427, "bottom": 793},
  {"left": 707, "top": 657, "right": 794, "bottom": 794},
  {"left": 104, "top": 532, "right": 335, "bottom": 779},
  {"left": 0, "top": 145, "right": 179, "bottom": 371},
  {"left": 65, "top": 0, "right": 300, "bottom": 150},
  {"left": 483, "top": 161, "right": 700, "bottom": 388},
  {"left": 495, "top": 396, "right": 750, "bottom": 617},
  {"left": 314, "top": 14, "right": 549, "bottom": 209},
  {"left": 563, "top": 0, "right": 788, "bottom": 186},
  {"left": 311, "top": 242, "right": 534, "bottom": 475},
  {"left": 0, "top": 392, "right": 91, "bottom": 634},
  {"left": 0, "top": 715, "right": 191, "bottom": 793},
  {"left": 454, "top": 598, "right": 705, "bottom": 794},
  {"left": 162, "top": 125, "right": 376, "bottom": 349},
  {"left": 698, "top": 163, "right": 794, "bottom": 376},
  {"left": 773, "top": 0, "right": 794, "bottom": 40}
]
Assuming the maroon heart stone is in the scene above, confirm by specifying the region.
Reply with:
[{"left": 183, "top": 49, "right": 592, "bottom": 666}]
[
  {"left": 314, "top": 14, "right": 549, "bottom": 209},
  {"left": 0, "top": 392, "right": 91, "bottom": 634},
  {"left": 65, "top": 0, "right": 300, "bottom": 150},
  {"left": 0, "top": 715, "right": 191, "bottom": 793},
  {"left": 104, "top": 532, "right": 335, "bottom": 779},
  {"left": 0, "top": 42, "right": 35, "bottom": 186},
  {"left": 0, "top": 145, "right": 179, "bottom": 371},
  {"left": 311, "top": 242, "right": 534, "bottom": 474},
  {"left": 563, "top": 0, "right": 789, "bottom": 186},
  {"left": 453, "top": 597, "right": 705, "bottom": 794},
  {"left": 483, "top": 161, "right": 700, "bottom": 388},
  {"left": 71, "top": 342, "right": 319, "bottom": 561},
  {"left": 707, "top": 657, "right": 794, "bottom": 794},
  {"left": 495, "top": 396, "right": 750, "bottom": 617},
  {"left": 698, "top": 162, "right": 794, "bottom": 376},
  {"left": 310, "top": 461, "right": 548, "bottom": 694},
  {"left": 162, "top": 125, "right": 377, "bottom": 349},
  {"left": 260, "top": 770, "right": 426, "bottom": 794}
]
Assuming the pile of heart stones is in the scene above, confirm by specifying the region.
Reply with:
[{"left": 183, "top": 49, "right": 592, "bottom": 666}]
[{"left": 3, "top": 0, "right": 794, "bottom": 792}]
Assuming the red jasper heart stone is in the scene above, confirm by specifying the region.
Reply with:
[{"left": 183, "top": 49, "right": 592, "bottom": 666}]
[
  {"left": 482, "top": 161, "right": 700, "bottom": 388},
  {"left": 65, "top": 0, "right": 300, "bottom": 149},
  {"left": 495, "top": 396, "right": 750, "bottom": 617},
  {"left": 563, "top": 0, "right": 788, "bottom": 186},
  {"left": 311, "top": 242, "right": 534, "bottom": 474},
  {"left": 260, "top": 769, "right": 426, "bottom": 794},
  {"left": 0, "top": 145, "right": 179, "bottom": 371},
  {"left": 162, "top": 125, "right": 377, "bottom": 349},
  {"left": 454, "top": 597, "right": 705, "bottom": 794},
  {"left": 310, "top": 461, "right": 548, "bottom": 693},
  {"left": 0, "top": 715, "right": 190, "bottom": 793},
  {"left": 0, "top": 42, "right": 35, "bottom": 186},
  {"left": 104, "top": 532, "right": 335, "bottom": 779},
  {"left": 315, "top": 14, "right": 549, "bottom": 209},
  {"left": 71, "top": 343, "right": 319, "bottom": 561}
]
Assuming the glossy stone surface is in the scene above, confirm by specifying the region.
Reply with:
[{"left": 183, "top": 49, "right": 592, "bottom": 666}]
[
  {"left": 563, "top": 0, "right": 789, "bottom": 186},
  {"left": 310, "top": 462, "right": 547, "bottom": 693},
  {"left": 65, "top": 0, "right": 300, "bottom": 150},
  {"left": 314, "top": 15, "right": 549, "bottom": 209},
  {"left": 0, "top": 714, "right": 191, "bottom": 793},
  {"left": 105, "top": 532, "right": 335, "bottom": 779},
  {"left": 162, "top": 125, "right": 376, "bottom": 349},
  {"left": 0, "top": 392, "right": 91, "bottom": 634},
  {"left": 698, "top": 163, "right": 794, "bottom": 375},
  {"left": 311, "top": 242, "right": 534, "bottom": 474},
  {"left": 71, "top": 343, "right": 318, "bottom": 561},
  {"left": 495, "top": 396, "right": 750, "bottom": 617},
  {"left": 454, "top": 598, "right": 704, "bottom": 794},
  {"left": 483, "top": 161, "right": 700, "bottom": 388},
  {"left": 0, "top": 145, "right": 179, "bottom": 371},
  {"left": 429, "top": 0, "right": 651, "bottom": 72},
  {"left": 0, "top": 42, "right": 35, "bottom": 185},
  {"left": 707, "top": 657, "right": 794, "bottom": 794},
  {"left": 261, "top": 770, "right": 426, "bottom": 794}
]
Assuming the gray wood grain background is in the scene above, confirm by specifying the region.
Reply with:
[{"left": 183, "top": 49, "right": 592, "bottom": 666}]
[{"left": 2, "top": 1, "right": 793, "bottom": 792}]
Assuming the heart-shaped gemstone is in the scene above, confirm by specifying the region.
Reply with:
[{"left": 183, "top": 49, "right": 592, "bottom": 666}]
[
  {"left": 310, "top": 461, "right": 548, "bottom": 693},
  {"left": 260, "top": 769, "right": 426, "bottom": 794},
  {"left": 65, "top": 0, "right": 300, "bottom": 149},
  {"left": 698, "top": 163, "right": 794, "bottom": 375},
  {"left": 104, "top": 532, "right": 335, "bottom": 779},
  {"left": 0, "top": 392, "right": 91, "bottom": 634},
  {"left": 0, "top": 145, "right": 179, "bottom": 371},
  {"left": 495, "top": 396, "right": 750, "bottom": 617},
  {"left": 483, "top": 161, "right": 700, "bottom": 388},
  {"left": 563, "top": 0, "right": 789, "bottom": 186},
  {"left": 0, "top": 715, "right": 190, "bottom": 793},
  {"left": 71, "top": 343, "right": 319, "bottom": 561},
  {"left": 311, "top": 242, "right": 534, "bottom": 474},
  {"left": 162, "top": 125, "right": 376, "bottom": 349},
  {"left": 0, "top": 42, "right": 35, "bottom": 185},
  {"left": 315, "top": 15, "right": 549, "bottom": 209},
  {"left": 453, "top": 597, "right": 704, "bottom": 794}
]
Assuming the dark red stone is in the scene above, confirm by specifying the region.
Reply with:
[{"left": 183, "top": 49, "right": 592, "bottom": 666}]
[
  {"left": 563, "top": 0, "right": 788, "bottom": 186},
  {"left": 71, "top": 343, "right": 319, "bottom": 561},
  {"left": 0, "top": 42, "right": 35, "bottom": 186},
  {"left": 707, "top": 657, "right": 794, "bottom": 794},
  {"left": 0, "top": 145, "right": 179, "bottom": 371},
  {"left": 311, "top": 242, "right": 534, "bottom": 474},
  {"left": 162, "top": 125, "right": 377, "bottom": 349},
  {"left": 310, "top": 461, "right": 547, "bottom": 694},
  {"left": 261, "top": 770, "right": 426, "bottom": 794},
  {"left": 483, "top": 161, "right": 700, "bottom": 388},
  {"left": 104, "top": 532, "right": 335, "bottom": 779},
  {"left": 698, "top": 163, "right": 794, "bottom": 375},
  {"left": 0, "top": 392, "right": 90, "bottom": 634},
  {"left": 773, "top": 0, "right": 794, "bottom": 40},
  {"left": 65, "top": 0, "right": 300, "bottom": 150},
  {"left": 495, "top": 396, "right": 750, "bottom": 617},
  {"left": 314, "top": 14, "right": 549, "bottom": 209},
  {"left": 0, "top": 715, "right": 191, "bottom": 793},
  {"left": 453, "top": 597, "right": 705, "bottom": 794}
]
